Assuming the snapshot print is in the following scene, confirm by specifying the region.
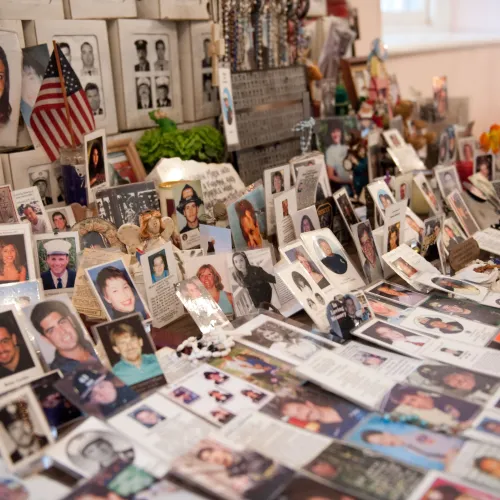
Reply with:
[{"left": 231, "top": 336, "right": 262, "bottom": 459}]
[
  {"left": 0, "top": 230, "right": 33, "bottom": 284},
  {"left": 171, "top": 180, "right": 205, "bottom": 236},
  {"left": 27, "top": 164, "right": 56, "bottom": 208},
  {"left": 365, "top": 280, "right": 427, "bottom": 307},
  {"left": 47, "top": 207, "right": 76, "bottom": 232},
  {"left": 13, "top": 187, "right": 51, "bottom": 236},
  {"left": 475, "top": 153, "right": 494, "bottom": 181},
  {"left": 352, "top": 221, "right": 383, "bottom": 283},
  {"left": 85, "top": 130, "right": 108, "bottom": 194}
]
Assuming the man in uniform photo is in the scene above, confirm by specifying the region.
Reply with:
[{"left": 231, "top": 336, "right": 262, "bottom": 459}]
[
  {"left": 134, "top": 40, "right": 150, "bottom": 71},
  {"left": 30, "top": 300, "right": 98, "bottom": 374},
  {"left": 80, "top": 42, "right": 98, "bottom": 77},
  {"left": 0, "top": 311, "right": 35, "bottom": 378},
  {"left": 85, "top": 83, "right": 104, "bottom": 116},
  {"left": 176, "top": 184, "right": 204, "bottom": 234},
  {"left": 40, "top": 239, "right": 76, "bottom": 291},
  {"left": 31, "top": 170, "right": 52, "bottom": 206},
  {"left": 0, "top": 400, "right": 48, "bottom": 464},
  {"left": 202, "top": 38, "right": 212, "bottom": 68},
  {"left": 137, "top": 78, "right": 152, "bottom": 110},
  {"left": 154, "top": 39, "right": 168, "bottom": 71},
  {"left": 155, "top": 77, "right": 171, "bottom": 107},
  {"left": 59, "top": 42, "right": 71, "bottom": 63}
]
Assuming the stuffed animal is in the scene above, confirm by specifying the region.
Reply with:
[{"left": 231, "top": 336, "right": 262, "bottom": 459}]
[{"left": 393, "top": 99, "right": 436, "bottom": 151}]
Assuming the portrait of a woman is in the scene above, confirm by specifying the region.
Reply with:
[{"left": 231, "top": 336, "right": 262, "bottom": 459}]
[
  {"left": 388, "top": 224, "right": 400, "bottom": 251},
  {"left": 88, "top": 140, "right": 106, "bottom": 189},
  {"left": 235, "top": 199, "right": 263, "bottom": 249},
  {"left": 294, "top": 249, "right": 329, "bottom": 289},
  {"left": 0, "top": 46, "right": 12, "bottom": 126},
  {"left": 292, "top": 271, "right": 313, "bottom": 299},
  {"left": 300, "top": 215, "right": 315, "bottom": 233},
  {"left": 0, "top": 240, "right": 27, "bottom": 282},
  {"left": 197, "top": 264, "right": 234, "bottom": 316},
  {"left": 232, "top": 252, "right": 276, "bottom": 308},
  {"left": 416, "top": 316, "right": 464, "bottom": 334}
]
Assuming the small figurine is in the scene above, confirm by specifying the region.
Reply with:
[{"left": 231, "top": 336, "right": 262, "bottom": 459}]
[
  {"left": 343, "top": 132, "right": 368, "bottom": 201},
  {"left": 117, "top": 210, "right": 175, "bottom": 257},
  {"left": 393, "top": 100, "right": 436, "bottom": 152}
]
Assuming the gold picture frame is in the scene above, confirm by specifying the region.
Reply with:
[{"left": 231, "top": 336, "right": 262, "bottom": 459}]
[{"left": 107, "top": 138, "right": 147, "bottom": 184}]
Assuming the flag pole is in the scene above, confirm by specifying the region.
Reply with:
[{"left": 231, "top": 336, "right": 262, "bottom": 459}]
[{"left": 52, "top": 40, "right": 76, "bottom": 148}]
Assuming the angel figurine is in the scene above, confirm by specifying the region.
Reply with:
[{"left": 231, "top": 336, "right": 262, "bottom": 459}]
[{"left": 117, "top": 209, "right": 175, "bottom": 256}]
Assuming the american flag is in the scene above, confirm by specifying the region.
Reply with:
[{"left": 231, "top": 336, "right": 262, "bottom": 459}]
[{"left": 30, "top": 44, "right": 95, "bottom": 162}]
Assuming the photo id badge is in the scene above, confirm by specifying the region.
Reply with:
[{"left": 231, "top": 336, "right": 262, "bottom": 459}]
[{"left": 218, "top": 66, "right": 240, "bottom": 150}]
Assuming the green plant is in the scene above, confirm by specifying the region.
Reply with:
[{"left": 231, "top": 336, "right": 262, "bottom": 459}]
[{"left": 137, "top": 125, "right": 225, "bottom": 172}]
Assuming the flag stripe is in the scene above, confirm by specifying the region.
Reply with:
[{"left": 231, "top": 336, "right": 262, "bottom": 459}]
[
  {"left": 40, "top": 110, "right": 65, "bottom": 150},
  {"left": 74, "top": 91, "right": 94, "bottom": 131},
  {"left": 31, "top": 114, "right": 58, "bottom": 161},
  {"left": 54, "top": 108, "right": 73, "bottom": 144},
  {"left": 49, "top": 109, "right": 71, "bottom": 146}
]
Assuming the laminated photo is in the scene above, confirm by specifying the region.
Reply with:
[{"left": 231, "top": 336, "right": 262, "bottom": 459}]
[
  {"left": 47, "top": 207, "right": 76, "bottom": 232},
  {"left": 305, "top": 440, "right": 424, "bottom": 500},
  {"left": 260, "top": 382, "right": 368, "bottom": 439},
  {"left": 163, "top": 364, "right": 273, "bottom": 427},
  {"left": 405, "top": 361, "right": 500, "bottom": 405},
  {"left": 352, "top": 319, "right": 432, "bottom": 358},
  {"left": 84, "top": 129, "right": 109, "bottom": 202},
  {"left": 366, "top": 293, "right": 410, "bottom": 324},
  {"left": 227, "top": 184, "right": 266, "bottom": 250},
  {"left": 169, "top": 437, "right": 293, "bottom": 500},
  {"left": 199, "top": 225, "right": 231, "bottom": 255},
  {"left": 46, "top": 416, "right": 167, "bottom": 479},
  {"left": 0, "top": 280, "right": 42, "bottom": 310},
  {"left": 435, "top": 164, "right": 462, "bottom": 199},
  {"left": 0, "top": 223, "right": 36, "bottom": 284},
  {"left": 366, "top": 179, "right": 396, "bottom": 219},
  {"left": 263, "top": 164, "right": 291, "bottom": 236},
  {"left": 365, "top": 280, "right": 427, "bottom": 307},
  {"left": 280, "top": 240, "right": 331, "bottom": 290},
  {"left": 228, "top": 248, "right": 281, "bottom": 315},
  {"left": 447, "top": 189, "right": 480, "bottom": 237},
  {"left": 291, "top": 205, "right": 321, "bottom": 237},
  {"left": 346, "top": 414, "right": 464, "bottom": 471},
  {"left": 233, "top": 314, "right": 338, "bottom": 365},
  {"left": 175, "top": 277, "right": 232, "bottom": 334},
  {"left": 352, "top": 220, "right": 383, "bottom": 283},
  {"left": 184, "top": 253, "right": 234, "bottom": 317},
  {"left": 171, "top": 180, "right": 205, "bottom": 242},
  {"left": 55, "top": 362, "right": 139, "bottom": 419},
  {"left": 34, "top": 232, "right": 80, "bottom": 295},
  {"left": 380, "top": 383, "right": 482, "bottom": 430},
  {"left": 23, "top": 295, "right": 100, "bottom": 375},
  {"left": 92, "top": 313, "right": 166, "bottom": 394},
  {"left": 86, "top": 257, "right": 151, "bottom": 321},
  {"left": 274, "top": 188, "right": 298, "bottom": 247},
  {"left": 0, "top": 307, "right": 45, "bottom": 393},
  {"left": 109, "top": 392, "right": 212, "bottom": 467},
  {"left": 0, "top": 386, "right": 54, "bottom": 472},
  {"left": 400, "top": 306, "right": 497, "bottom": 347},
  {"left": 140, "top": 242, "right": 183, "bottom": 328},
  {"left": 13, "top": 186, "right": 51, "bottom": 235},
  {"left": 301, "top": 228, "right": 365, "bottom": 293},
  {"left": 333, "top": 187, "right": 359, "bottom": 237}
]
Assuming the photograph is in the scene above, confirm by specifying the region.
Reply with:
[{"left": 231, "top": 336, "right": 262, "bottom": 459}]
[
  {"left": 346, "top": 414, "right": 464, "bottom": 471},
  {"left": 56, "top": 363, "right": 139, "bottom": 419},
  {"left": 380, "top": 383, "right": 481, "bottom": 428},
  {"left": 0, "top": 386, "right": 53, "bottom": 471},
  {"left": 367, "top": 180, "right": 396, "bottom": 217},
  {"left": 170, "top": 438, "right": 293, "bottom": 500},
  {"left": 319, "top": 118, "right": 349, "bottom": 189},
  {"left": 263, "top": 164, "right": 292, "bottom": 236},
  {"left": 92, "top": 313, "right": 165, "bottom": 391},
  {"left": 441, "top": 218, "right": 466, "bottom": 253},
  {"left": 147, "top": 248, "right": 169, "bottom": 283},
  {"left": 421, "top": 216, "right": 442, "bottom": 259},
  {"left": 34, "top": 233, "right": 80, "bottom": 293},
  {"left": 414, "top": 173, "right": 443, "bottom": 215},
  {"left": 430, "top": 277, "right": 481, "bottom": 296},
  {"left": 394, "top": 174, "right": 413, "bottom": 203},
  {"left": 0, "top": 280, "right": 42, "bottom": 310},
  {"left": 228, "top": 185, "right": 266, "bottom": 250},
  {"left": 13, "top": 187, "right": 51, "bottom": 236},
  {"left": 47, "top": 207, "right": 76, "bottom": 232},
  {"left": 279, "top": 476, "right": 355, "bottom": 500},
  {"left": 86, "top": 258, "right": 150, "bottom": 321},
  {"left": 475, "top": 153, "right": 494, "bottom": 181},
  {"left": 447, "top": 190, "right": 480, "bottom": 237},
  {"left": 292, "top": 207, "right": 321, "bottom": 237},
  {"left": 30, "top": 371, "right": 82, "bottom": 431},
  {"left": 0, "top": 232, "right": 32, "bottom": 284},
  {"left": 383, "top": 129, "right": 405, "bottom": 149},
  {"left": 261, "top": 383, "right": 368, "bottom": 439},
  {"left": 199, "top": 225, "right": 232, "bottom": 255},
  {"left": 326, "top": 293, "right": 372, "bottom": 340},
  {"left": 25, "top": 296, "right": 100, "bottom": 375},
  {"left": 412, "top": 474, "right": 499, "bottom": 500},
  {"left": 172, "top": 180, "right": 205, "bottom": 236},
  {"left": 313, "top": 236, "right": 349, "bottom": 275},
  {"left": 0, "top": 185, "right": 18, "bottom": 224},
  {"left": 28, "top": 166, "right": 53, "bottom": 207},
  {"left": 435, "top": 165, "right": 462, "bottom": 199},
  {"left": 333, "top": 187, "right": 359, "bottom": 232},
  {"left": 391, "top": 257, "right": 418, "bottom": 278},
  {"left": 437, "top": 132, "right": 449, "bottom": 165},
  {"left": 433, "top": 75, "right": 448, "bottom": 120},
  {"left": 184, "top": 254, "right": 234, "bottom": 317},
  {"left": 84, "top": 129, "right": 108, "bottom": 195},
  {"left": 283, "top": 243, "right": 330, "bottom": 290},
  {"left": 367, "top": 294, "right": 408, "bottom": 322},
  {"left": 366, "top": 280, "right": 427, "bottom": 306},
  {"left": 387, "top": 222, "right": 401, "bottom": 252},
  {"left": 459, "top": 137, "right": 476, "bottom": 162},
  {"left": 352, "top": 221, "right": 383, "bottom": 283},
  {"left": 136, "top": 77, "right": 152, "bottom": 109},
  {"left": 128, "top": 404, "right": 165, "bottom": 429}
]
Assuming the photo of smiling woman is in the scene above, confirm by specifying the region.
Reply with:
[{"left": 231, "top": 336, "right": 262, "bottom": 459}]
[
  {"left": 0, "top": 238, "right": 27, "bottom": 283},
  {"left": 294, "top": 248, "right": 329, "bottom": 289},
  {"left": 87, "top": 139, "right": 106, "bottom": 189},
  {"left": 196, "top": 264, "right": 234, "bottom": 316},
  {"left": 0, "top": 46, "right": 12, "bottom": 127},
  {"left": 235, "top": 199, "right": 263, "bottom": 249}
]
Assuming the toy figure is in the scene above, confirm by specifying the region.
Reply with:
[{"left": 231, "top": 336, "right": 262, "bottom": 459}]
[
  {"left": 343, "top": 133, "right": 368, "bottom": 200},
  {"left": 393, "top": 100, "right": 436, "bottom": 152},
  {"left": 367, "top": 38, "right": 391, "bottom": 126}
]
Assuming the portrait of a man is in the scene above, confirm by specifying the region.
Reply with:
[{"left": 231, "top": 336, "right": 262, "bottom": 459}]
[
  {"left": 30, "top": 170, "right": 52, "bottom": 206},
  {"left": 154, "top": 39, "right": 168, "bottom": 71},
  {"left": 155, "top": 76, "right": 171, "bottom": 107},
  {"left": 80, "top": 42, "right": 98, "bottom": 77},
  {"left": 30, "top": 299, "right": 98, "bottom": 374},
  {"left": 356, "top": 222, "right": 383, "bottom": 283},
  {"left": 0, "top": 310, "right": 35, "bottom": 379},
  {"left": 176, "top": 184, "right": 204, "bottom": 234},
  {"left": 315, "top": 238, "right": 348, "bottom": 275},
  {"left": 51, "top": 211, "right": 70, "bottom": 232},
  {"left": 129, "top": 406, "right": 165, "bottom": 429},
  {"left": 59, "top": 42, "right": 71, "bottom": 63},
  {"left": 202, "top": 38, "right": 212, "bottom": 68},
  {"left": 39, "top": 239, "right": 76, "bottom": 291},
  {"left": 85, "top": 83, "right": 103, "bottom": 116},
  {"left": 136, "top": 78, "right": 152, "bottom": 110},
  {"left": 20, "top": 204, "right": 47, "bottom": 235},
  {"left": 134, "top": 40, "right": 150, "bottom": 71}
]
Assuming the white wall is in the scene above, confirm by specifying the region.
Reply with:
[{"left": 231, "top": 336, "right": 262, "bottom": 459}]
[{"left": 350, "top": 0, "right": 500, "bottom": 135}]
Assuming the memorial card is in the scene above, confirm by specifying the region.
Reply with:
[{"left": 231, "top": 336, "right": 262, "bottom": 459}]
[
  {"left": 84, "top": 129, "right": 109, "bottom": 202},
  {"left": 263, "top": 164, "right": 291, "bottom": 236},
  {"left": 447, "top": 189, "right": 480, "bottom": 237},
  {"left": 352, "top": 221, "right": 383, "bottom": 283},
  {"left": 291, "top": 205, "right": 321, "bottom": 237},
  {"left": 413, "top": 172, "right": 443, "bottom": 215},
  {"left": 366, "top": 180, "right": 396, "bottom": 220},
  {"left": 274, "top": 188, "right": 298, "bottom": 247},
  {"left": 333, "top": 187, "right": 359, "bottom": 237},
  {"left": 435, "top": 164, "right": 462, "bottom": 199},
  {"left": 13, "top": 186, "right": 51, "bottom": 236},
  {"left": 0, "top": 223, "right": 36, "bottom": 284}
]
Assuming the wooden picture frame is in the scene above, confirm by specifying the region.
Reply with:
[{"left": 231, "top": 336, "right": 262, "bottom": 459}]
[
  {"left": 340, "top": 57, "right": 368, "bottom": 111},
  {"left": 107, "top": 138, "right": 147, "bottom": 184}
]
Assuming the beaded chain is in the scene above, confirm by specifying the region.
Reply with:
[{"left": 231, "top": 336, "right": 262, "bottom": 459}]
[
  {"left": 292, "top": 117, "right": 315, "bottom": 154},
  {"left": 177, "top": 331, "right": 236, "bottom": 360}
]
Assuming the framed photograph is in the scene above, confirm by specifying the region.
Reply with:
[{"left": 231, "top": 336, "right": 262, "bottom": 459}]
[
  {"left": 136, "top": 0, "right": 210, "bottom": 19},
  {"left": 446, "top": 189, "right": 480, "bottom": 237},
  {"left": 435, "top": 165, "right": 462, "bottom": 200},
  {"left": 23, "top": 295, "right": 100, "bottom": 375},
  {"left": 47, "top": 206, "right": 76, "bottom": 232},
  {"left": 63, "top": 0, "right": 136, "bottom": 19},
  {"left": 227, "top": 184, "right": 266, "bottom": 250},
  {"left": 34, "top": 232, "right": 80, "bottom": 295},
  {"left": 0, "top": 386, "right": 53, "bottom": 471},
  {"left": 0, "top": 223, "right": 36, "bottom": 284},
  {"left": 108, "top": 19, "right": 182, "bottom": 131},
  {"left": 178, "top": 21, "right": 219, "bottom": 122},
  {"left": 0, "top": 0, "right": 63, "bottom": 19},
  {"left": 340, "top": 57, "right": 368, "bottom": 109},
  {"left": 382, "top": 129, "right": 405, "bottom": 149},
  {"left": 107, "top": 137, "right": 147, "bottom": 184},
  {"left": 86, "top": 258, "right": 151, "bottom": 321},
  {"left": 92, "top": 313, "right": 166, "bottom": 393},
  {"left": 0, "top": 31, "right": 22, "bottom": 148},
  {"left": 24, "top": 20, "right": 118, "bottom": 134},
  {"left": 458, "top": 137, "right": 476, "bottom": 162},
  {"left": 474, "top": 152, "right": 495, "bottom": 181}
]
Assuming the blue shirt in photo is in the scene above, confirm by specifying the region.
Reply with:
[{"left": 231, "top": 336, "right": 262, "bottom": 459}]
[{"left": 112, "top": 353, "right": 164, "bottom": 386}]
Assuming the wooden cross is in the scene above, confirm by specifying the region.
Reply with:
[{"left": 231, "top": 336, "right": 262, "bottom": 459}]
[{"left": 208, "top": 22, "right": 226, "bottom": 86}]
